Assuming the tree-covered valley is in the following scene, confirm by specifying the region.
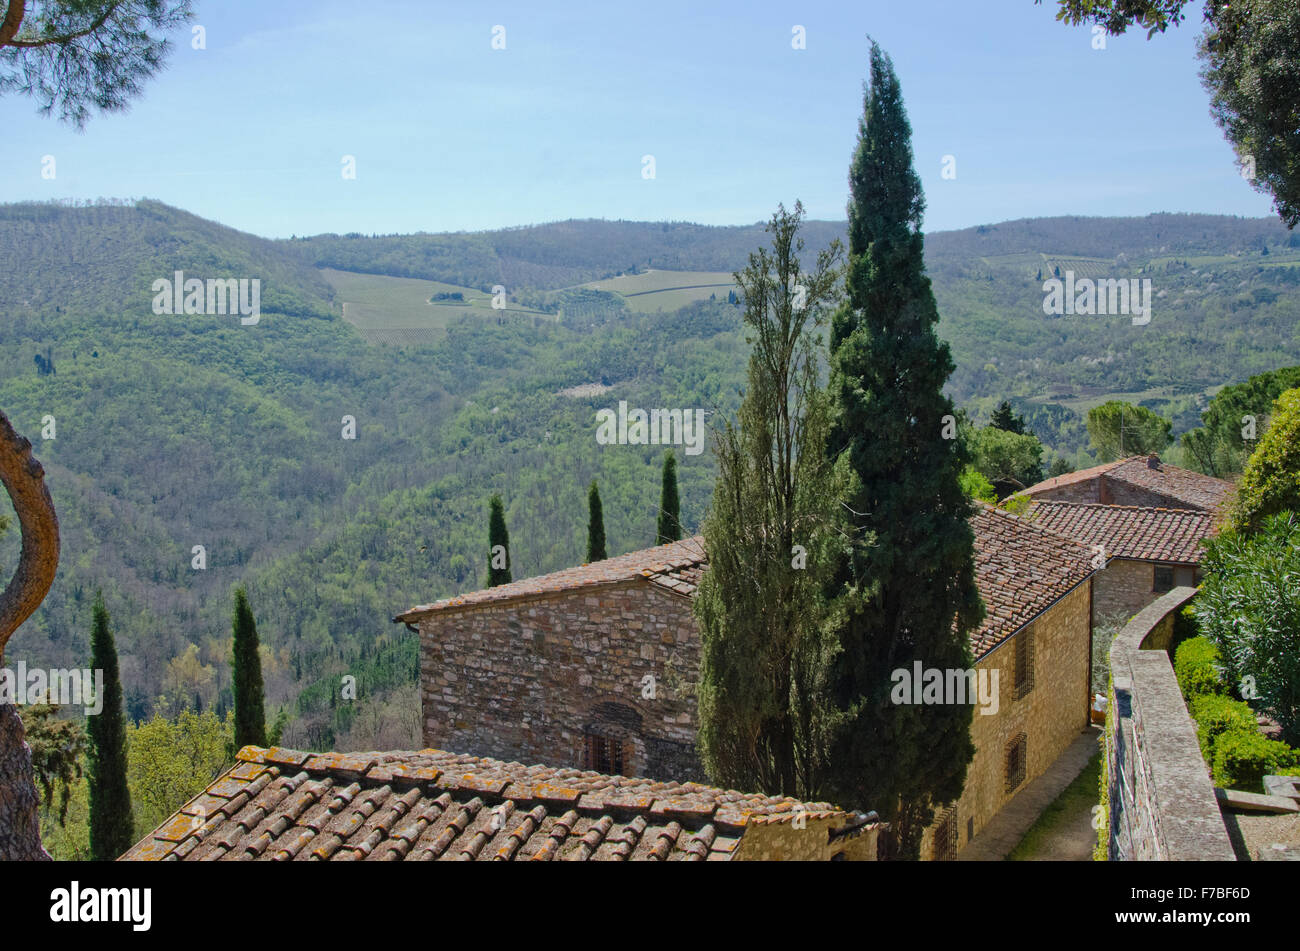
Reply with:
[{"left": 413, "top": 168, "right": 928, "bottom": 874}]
[{"left": 2, "top": 197, "right": 1298, "bottom": 768}]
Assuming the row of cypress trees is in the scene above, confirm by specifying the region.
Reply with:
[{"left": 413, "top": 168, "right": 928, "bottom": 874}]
[
  {"left": 486, "top": 451, "right": 682, "bottom": 588},
  {"left": 87, "top": 586, "right": 268, "bottom": 860}
]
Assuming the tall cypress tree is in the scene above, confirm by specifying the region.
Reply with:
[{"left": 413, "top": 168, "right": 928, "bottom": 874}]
[
  {"left": 88, "top": 591, "right": 133, "bottom": 861},
  {"left": 586, "top": 480, "right": 608, "bottom": 562},
  {"left": 823, "top": 42, "right": 984, "bottom": 860},
  {"left": 231, "top": 586, "right": 267, "bottom": 750},
  {"left": 487, "top": 493, "right": 512, "bottom": 586},
  {"left": 695, "top": 202, "right": 844, "bottom": 799},
  {"left": 656, "top": 451, "right": 681, "bottom": 544}
]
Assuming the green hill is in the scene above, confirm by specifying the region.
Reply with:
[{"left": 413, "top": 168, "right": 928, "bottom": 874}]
[{"left": 2, "top": 199, "right": 1297, "bottom": 750}]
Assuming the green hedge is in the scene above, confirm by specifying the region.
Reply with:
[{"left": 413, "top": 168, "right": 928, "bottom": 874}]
[
  {"left": 1174, "top": 636, "right": 1226, "bottom": 700},
  {"left": 1190, "top": 693, "right": 1258, "bottom": 762},
  {"left": 1211, "top": 730, "right": 1300, "bottom": 793},
  {"left": 1170, "top": 603, "right": 1199, "bottom": 657}
]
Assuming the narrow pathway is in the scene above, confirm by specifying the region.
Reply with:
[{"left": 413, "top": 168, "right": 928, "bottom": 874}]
[{"left": 958, "top": 726, "right": 1101, "bottom": 861}]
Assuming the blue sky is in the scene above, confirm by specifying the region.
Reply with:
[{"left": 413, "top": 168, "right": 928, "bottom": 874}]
[{"left": 0, "top": 0, "right": 1273, "bottom": 238}]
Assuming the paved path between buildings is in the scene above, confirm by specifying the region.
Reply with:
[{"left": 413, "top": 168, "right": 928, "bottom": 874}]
[{"left": 957, "top": 726, "right": 1102, "bottom": 861}]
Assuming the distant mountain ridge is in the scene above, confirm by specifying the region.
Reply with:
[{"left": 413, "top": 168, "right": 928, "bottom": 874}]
[{"left": 289, "top": 211, "right": 1295, "bottom": 291}]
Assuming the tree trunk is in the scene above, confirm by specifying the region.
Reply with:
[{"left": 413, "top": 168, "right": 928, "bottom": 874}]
[
  {"left": 0, "top": 409, "right": 61, "bottom": 861},
  {"left": 0, "top": 703, "right": 50, "bottom": 861}
]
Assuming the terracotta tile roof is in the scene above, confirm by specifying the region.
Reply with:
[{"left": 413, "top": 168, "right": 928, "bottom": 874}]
[
  {"left": 968, "top": 504, "right": 1097, "bottom": 656},
  {"left": 1023, "top": 501, "right": 1216, "bottom": 564},
  {"left": 1105, "top": 456, "right": 1232, "bottom": 512},
  {"left": 1019, "top": 455, "right": 1232, "bottom": 513},
  {"left": 1019, "top": 457, "right": 1130, "bottom": 495},
  {"left": 394, "top": 536, "right": 706, "bottom": 623},
  {"left": 121, "top": 745, "right": 873, "bottom": 862},
  {"left": 399, "top": 508, "right": 1095, "bottom": 660}
]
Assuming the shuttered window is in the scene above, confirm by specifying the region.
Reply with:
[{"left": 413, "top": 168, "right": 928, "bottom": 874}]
[
  {"left": 1014, "top": 628, "right": 1035, "bottom": 700},
  {"left": 931, "top": 806, "right": 958, "bottom": 861},
  {"left": 1005, "top": 733, "right": 1028, "bottom": 793}
]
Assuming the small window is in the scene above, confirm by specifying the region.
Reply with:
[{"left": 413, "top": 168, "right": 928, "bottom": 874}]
[
  {"left": 1014, "top": 629, "right": 1035, "bottom": 700},
  {"left": 1005, "top": 733, "right": 1027, "bottom": 794},
  {"left": 582, "top": 731, "right": 629, "bottom": 775},
  {"left": 931, "top": 806, "right": 958, "bottom": 861},
  {"left": 1153, "top": 565, "right": 1175, "bottom": 593}
]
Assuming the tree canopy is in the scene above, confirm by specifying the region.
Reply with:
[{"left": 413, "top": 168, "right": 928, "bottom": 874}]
[
  {"left": 0, "top": 1, "right": 194, "bottom": 126},
  {"left": 1085, "top": 400, "right": 1172, "bottom": 461}
]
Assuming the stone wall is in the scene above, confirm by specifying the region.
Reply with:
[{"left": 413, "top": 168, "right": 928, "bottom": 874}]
[
  {"left": 418, "top": 581, "right": 704, "bottom": 781},
  {"left": 1032, "top": 471, "right": 1202, "bottom": 511},
  {"left": 1103, "top": 481, "right": 1193, "bottom": 510},
  {"left": 1093, "top": 559, "right": 1198, "bottom": 630},
  {"left": 1107, "top": 586, "right": 1236, "bottom": 860},
  {"left": 1032, "top": 481, "right": 1102, "bottom": 504},
  {"left": 938, "top": 581, "right": 1093, "bottom": 857},
  {"left": 420, "top": 574, "right": 1096, "bottom": 860}
]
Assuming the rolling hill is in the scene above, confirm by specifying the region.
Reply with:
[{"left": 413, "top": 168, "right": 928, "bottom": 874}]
[{"left": 1, "top": 198, "right": 1297, "bottom": 754}]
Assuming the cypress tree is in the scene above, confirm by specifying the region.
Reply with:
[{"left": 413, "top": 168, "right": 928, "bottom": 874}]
[
  {"left": 87, "top": 591, "right": 133, "bottom": 861},
  {"left": 695, "top": 202, "right": 844, "bottom": 798},
  {"left": 487, "top": 493, "right": 512, "bottom": 586},
  {"left": 231, "top": 586, "right": 267, "bottom": 749},
  {"left": 656, "top": 451, "right": 681, "bottom": 544},
  {"left": 586, "top": 480, "right": 607, "bottom": 562},
  {"left": 823, "top": 41, "right": 984, "bottom": 859},
  {"left": 989, "top": 400, "right": 1027, "bottom": 435}
]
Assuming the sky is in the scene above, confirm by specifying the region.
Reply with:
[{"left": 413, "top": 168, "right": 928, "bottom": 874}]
[{"left": 0, "top": 0, "right": 1275, "bottom": 238}]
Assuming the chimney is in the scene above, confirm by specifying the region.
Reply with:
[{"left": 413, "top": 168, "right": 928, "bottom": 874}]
[{"left": 1147, "top": 453, "right": 1161, "bottom": 470}]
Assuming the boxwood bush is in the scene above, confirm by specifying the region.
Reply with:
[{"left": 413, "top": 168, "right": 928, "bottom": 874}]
[
  {"left": 1190, "top": 693, "right": 1258, "bottom": 762},
  {"left": 1174, "top": 636, "right": 1226, "bottom": 701},
  {"left": 1211, "top": 730, "right": 1300, "bottom": 793}
]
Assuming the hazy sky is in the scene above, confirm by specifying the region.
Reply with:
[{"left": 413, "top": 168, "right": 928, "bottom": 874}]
[{"left": 0, "top": 0, "right": 1274, "bottom": 238}]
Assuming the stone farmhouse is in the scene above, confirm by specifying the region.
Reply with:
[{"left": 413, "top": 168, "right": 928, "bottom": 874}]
[
  {"left": 1017, "top": 454, "right": 1233, "bottom": 627},
  {"left": 1018, "top": 453, "right": 1230, "bottom": 512},
  {"left": 123, "top": 744, "right": 881, "bottom": 861},
  {"left": 395, "top": 503, "right": 1102, "bottom": 860},
  {"left": 1024, "top": 501, "right": 1217, "bottom": 628}
]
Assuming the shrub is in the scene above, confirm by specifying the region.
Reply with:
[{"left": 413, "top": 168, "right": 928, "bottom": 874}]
[
  {"left": 1211, "top": 730, "right": 1300, "bottom": 793},
  {"left": 1170, "top": 603, "right": 1198, "bottom": 657},
  {"left": 1173, "top": 636, "right": 1226, "bottom": 701},
  {"left": 1197, "top": 512, "right": 1300, "bottom": 744},
  {"left": 1189, "top": 694, "right": 1257, "bottom": 762},
  {"left": 1229, "top": 387, "right": 1300, "bottom": 535}
]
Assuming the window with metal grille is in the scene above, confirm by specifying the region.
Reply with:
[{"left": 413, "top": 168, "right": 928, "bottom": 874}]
[
  {"left": 931, "top": 806, "right": 958, "bottom": 861},
  {"left": 1014, "top": 628, "right": 1035, "bottom": 700},
  {"left": 582, "top": 732, "right": 628, "bottom": 775},
  {"left": 1153, "top": 565, "right": 1174, "bottom": 593},
  {"left": 1005, "top": 732, "right": 1027, "bottom": 793}
]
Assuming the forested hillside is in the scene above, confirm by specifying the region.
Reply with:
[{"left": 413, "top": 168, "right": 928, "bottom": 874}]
[{"left": 3, "top": 199, "right": 1298, "bottom": 752}]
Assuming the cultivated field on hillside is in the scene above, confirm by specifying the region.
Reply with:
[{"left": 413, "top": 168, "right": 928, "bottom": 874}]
[
  {"left": 323, "top": 267, "right": 553, "bottom": 344},
  {"left": 582, "top": 269, "right": 736, "bottom": 313}
]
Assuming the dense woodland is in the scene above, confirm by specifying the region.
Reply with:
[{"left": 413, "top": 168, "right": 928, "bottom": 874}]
[{"left": 2, "top": 198, "right": 1299, "bottom": 775}]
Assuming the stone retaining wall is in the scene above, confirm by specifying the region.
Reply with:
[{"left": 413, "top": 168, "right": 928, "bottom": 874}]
[{"left": 1107, "top": 586, "right": 1236, "bottom": 860}]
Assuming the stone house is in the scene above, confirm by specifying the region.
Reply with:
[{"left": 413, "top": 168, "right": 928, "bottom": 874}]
[
  {"left": 396, "top": 503, "right": 1100, "bottom": 859},
  {"left": 1018, "top": 454, "right": 1232, "bottom": 629},
  {"left": 122, "top": 744, "right": 881, "bottom": 861},
  {"left": 1020, "top": 453, "right": 1230, "bottom": 512},
  {"left": 1023, "top": 501, "right": 1218, "bottom": 629}
]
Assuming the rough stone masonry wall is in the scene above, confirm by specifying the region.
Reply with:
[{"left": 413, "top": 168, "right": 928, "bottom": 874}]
[
  {"left": 1094, "top": 559, "right": 1197, "bottom": 630},
  {"left": 1102, "top": 478, "right": 1193, "bottom": 511},
  {"left": 934, "top": 581, "right": 1092, "bottom": 858},
  {"left": 419, "top": 582, "right": 704, "bottom": 782},
  {"left": 1032, "top": 481, "right": 1103, "bottom": 504},
  {"left": 1108, "top": 586, "right": 1236, "bottom": 860}
]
